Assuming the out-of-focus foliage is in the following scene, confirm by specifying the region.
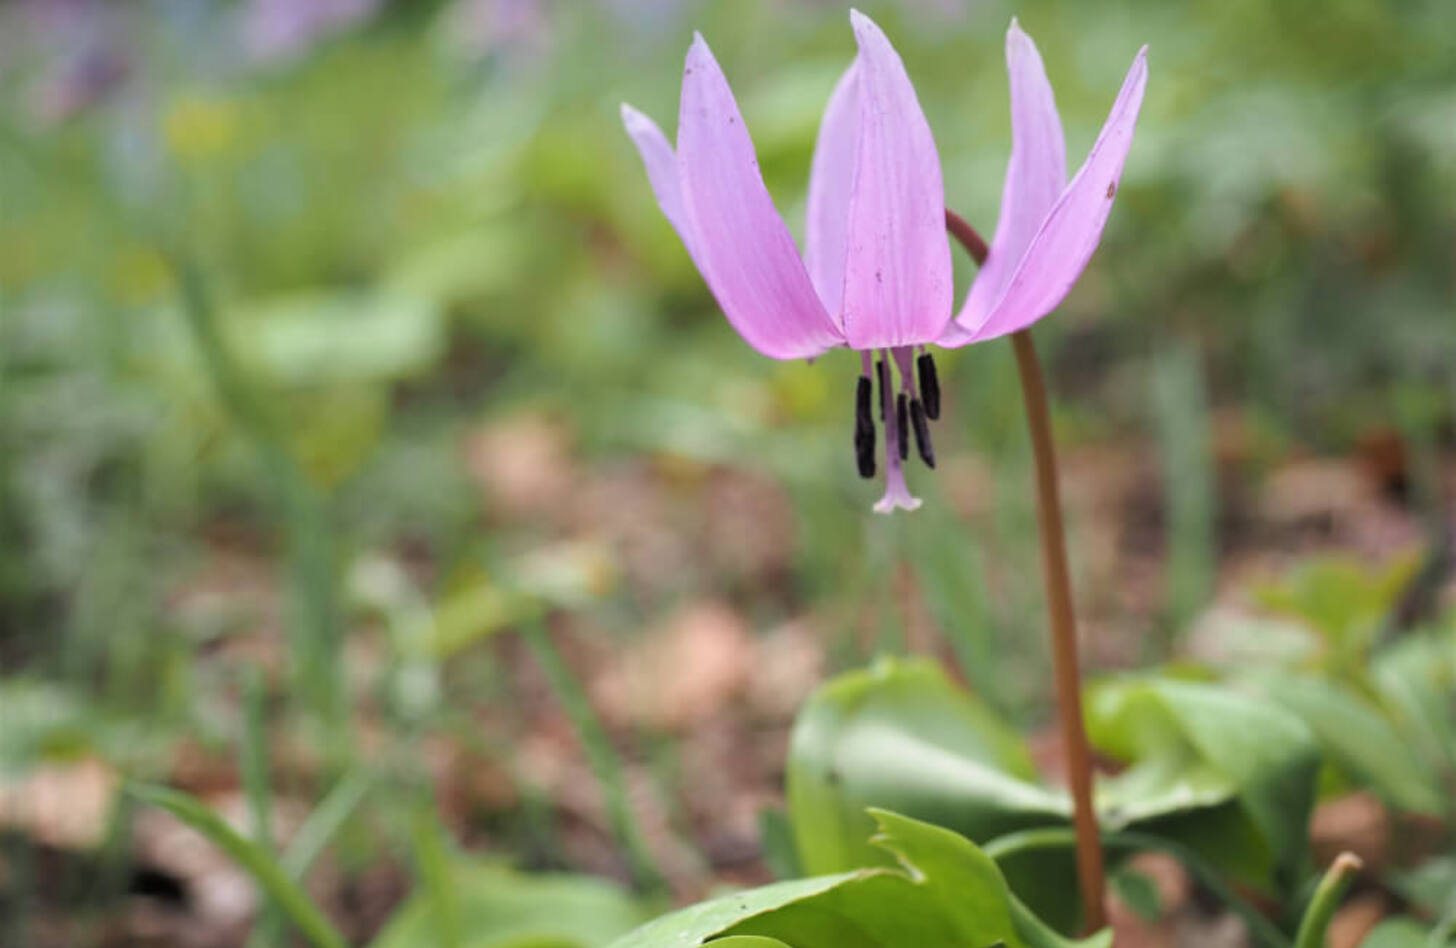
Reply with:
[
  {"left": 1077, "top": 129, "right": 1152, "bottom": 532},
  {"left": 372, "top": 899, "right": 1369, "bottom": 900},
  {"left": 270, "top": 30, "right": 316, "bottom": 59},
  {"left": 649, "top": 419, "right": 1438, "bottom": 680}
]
[
  {"left": 4, "top": 0, "right": 1455, "bottom": 684},
  {"left": 3, "top": 0, "right": 1455, "bottom": 945},
  {"left": 607, "top": 809, "right": 1111, "bottom": 948},
  {"left": 785, "top": 658, "right": 1322, "bottom": 934}
]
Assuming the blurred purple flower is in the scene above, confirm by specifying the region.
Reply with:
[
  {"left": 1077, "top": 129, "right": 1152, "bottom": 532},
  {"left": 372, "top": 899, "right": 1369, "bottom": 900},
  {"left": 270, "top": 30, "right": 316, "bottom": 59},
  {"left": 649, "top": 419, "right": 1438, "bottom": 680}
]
[
  {"left": 30, "top": 43, "right": 128, "bottom": 122},
  {"left": 622, "top": 14, "right": 1147, "bottom": 512},
  {"left": 441, "top": 0, "right": 553, "bottom": 64},
  {"left": 16, "top": 0, "right": 130, "bottom": 122},
  {"left": 242, "top": 0, "right": 385, "bottom": 63}
]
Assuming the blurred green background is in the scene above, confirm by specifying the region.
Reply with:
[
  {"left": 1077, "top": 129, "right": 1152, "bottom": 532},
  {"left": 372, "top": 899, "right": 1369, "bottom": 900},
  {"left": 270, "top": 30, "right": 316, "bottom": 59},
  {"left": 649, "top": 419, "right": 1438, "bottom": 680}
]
[{"left": 1, "top": 0, "right": 1453, "bottom": 945}]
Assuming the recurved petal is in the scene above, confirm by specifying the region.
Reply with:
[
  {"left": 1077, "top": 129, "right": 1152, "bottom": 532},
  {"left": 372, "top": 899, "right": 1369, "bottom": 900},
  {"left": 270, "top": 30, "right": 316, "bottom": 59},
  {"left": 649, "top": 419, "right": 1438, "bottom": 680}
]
[
  {"left": 963, "top": 45, "right": 1148, "bottom": 342},
  {"left": 804, "top": 60, "right": 860, "bottom": 323},
  {"left": 676, "top": 33, "right": 844, "bottom": 360},
  {"left": 620, "top": 103, "right": 698, "bottom": 262},
  {"left": 957, "top": 19, "right": 1067, "bottom": 330},
  {"left": 838, "top": 10, "right": 953, "bottom": 350}
]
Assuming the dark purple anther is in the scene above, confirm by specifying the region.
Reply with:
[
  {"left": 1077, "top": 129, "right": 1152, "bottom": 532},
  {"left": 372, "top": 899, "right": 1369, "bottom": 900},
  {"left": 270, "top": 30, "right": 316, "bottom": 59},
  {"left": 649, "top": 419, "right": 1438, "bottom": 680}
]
[
  {"left": 854, "top": 375, "right": 876, "bottom": 478},
  {"left": 910, "top": 398, "right": 934, "bottom": 467},
  {"left": 916, "top": 352, "right": 940, "bottom": 420}
]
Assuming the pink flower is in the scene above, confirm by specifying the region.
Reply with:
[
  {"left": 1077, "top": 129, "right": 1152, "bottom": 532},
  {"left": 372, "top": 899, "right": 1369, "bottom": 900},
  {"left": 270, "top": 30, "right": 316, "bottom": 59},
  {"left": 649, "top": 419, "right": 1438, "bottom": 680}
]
[
  {"left": 622, "top": 14, "right": 1147, "bottom": 512},
  {"left": 942, "top": 20, "right": 1147, "bottom": 345}
]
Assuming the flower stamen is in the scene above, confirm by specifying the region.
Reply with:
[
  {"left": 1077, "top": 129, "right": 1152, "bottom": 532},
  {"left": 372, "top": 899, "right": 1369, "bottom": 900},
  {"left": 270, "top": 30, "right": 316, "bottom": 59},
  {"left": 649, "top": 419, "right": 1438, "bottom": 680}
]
[
  {"left": 909, "top": 397, "right": 934, "bottom": 467},
  {"left": 916, "top": 352, "right": 940, "bottom": 420},
  {"left": 895, "top": 392, "right": 909, "bottom": 461},
  {"left": 854, "top": 374, "right": 876, "bottom": 478}
]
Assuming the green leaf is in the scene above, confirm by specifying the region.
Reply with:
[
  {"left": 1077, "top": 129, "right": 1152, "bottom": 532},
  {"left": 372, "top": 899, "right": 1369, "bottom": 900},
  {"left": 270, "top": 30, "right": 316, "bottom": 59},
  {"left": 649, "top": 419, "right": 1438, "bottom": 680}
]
[
  {"left": 1249, "top": 672, "right": 1444, "bottom": 815},
  {"left": 1359, "top": 918, "right": 1434, "bottom": 948},
  {"left": 1252, "top": 556, "right": 1414, "bottom": 651},
  {"left": 1387, "top": 854, "right": 1456, "bottom": 917},
  {"left": 787, "top": 657, "right": 1064, "bottom": 877},
  {"left": 127, "top": 783, "right": 348, "bottom": 948},
  {"left": 384, "top": 229, "right": 527, "bottom": 307},
  {"left": 611, "top": 810, "right": 1107, "bottom": 948},
  {"left": 373, "top": 860, "right": 648, "bottom": 948},
  {"left": 0, "top": 680, "right": 97, "bottom": 768},
  {"left": 1111, "top": 868, "right": 1162, "bottom": 921},
  {"left": 1371, "top": 635, "right": 1456, "bottom": 779},
  {"left": 1088, "top": 676, "right": 1321, "bottom": 891},
  {"left": 789, "top": 662, "right": 1320, "bottom": 901},
  {"left": 236, "top": 289, "right": 444, "bottom": 384},
  {"left": 605, "top": 874, "right": 861, "bottom": 948},
  {"left": 756, "top": 807, "right": 802, "bottom": 880},
  {"left": 983, "top": 827, "right": 1291, "bottom": 948}
]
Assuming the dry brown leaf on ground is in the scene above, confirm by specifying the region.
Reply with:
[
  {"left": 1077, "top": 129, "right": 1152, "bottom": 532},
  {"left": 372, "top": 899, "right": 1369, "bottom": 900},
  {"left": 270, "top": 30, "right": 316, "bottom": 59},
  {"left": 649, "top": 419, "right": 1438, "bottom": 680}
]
[
  {"left": 591, "top": 601, "right": 753, "bottom": 732},
  {"left": 0, "top": 757, "right": 118, "bottom": 850},
  {"left": 745, "top": 620, "right": 824, "bottom": 720},
  {"left": 129, "top": 792, "right": 304, "bottom": 942},
  {"left": 1330, "top": 892, "right": 1387, "bottom": 948},
  {"left": 464, "top": 410, "right": 578, "bottom": 519},
  {"left": 1311, "top": 792, "right": 1391, "bottom": 873}
]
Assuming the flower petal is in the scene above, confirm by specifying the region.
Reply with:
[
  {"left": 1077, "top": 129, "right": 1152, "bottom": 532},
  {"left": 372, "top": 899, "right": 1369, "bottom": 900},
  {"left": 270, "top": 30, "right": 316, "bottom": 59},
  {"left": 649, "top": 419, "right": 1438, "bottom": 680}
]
[
  {"left": 620, "top": 103, "right": 698, "bottom": 262},
  {"left": 804, "top": 60, "right": 860, "bottom": 323},
  {"left": 961, "top": 45, "right": 1148, "bottom": 342},
  {"left": 957, "top": 19, "right": 1067, "bottom": 330},
  {"left": 838, "top": 9, "right": 953, "bottom": 350},
  {"left": 676, "top": 33, "right": 844, "bottom": 360}
]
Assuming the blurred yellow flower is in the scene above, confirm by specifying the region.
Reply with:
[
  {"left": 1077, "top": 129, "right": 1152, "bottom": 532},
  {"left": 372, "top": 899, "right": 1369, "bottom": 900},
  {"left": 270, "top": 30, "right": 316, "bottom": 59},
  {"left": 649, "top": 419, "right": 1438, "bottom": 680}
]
[
  {"left": 163, "top": 93, "right": 240, "bottom": 163},
  {"left": 108, "top": 246, "right": 169, "bottom": 305}
]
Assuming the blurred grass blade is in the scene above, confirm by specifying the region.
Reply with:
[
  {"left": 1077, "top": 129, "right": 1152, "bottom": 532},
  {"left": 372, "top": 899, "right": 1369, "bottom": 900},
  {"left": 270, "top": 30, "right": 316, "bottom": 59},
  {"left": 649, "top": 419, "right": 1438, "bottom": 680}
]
[
  {"left": 1151, "top": 341, "right": 1215, "bottom": 645},
  {"left": 170, "top": 254, "right": 346, "bottom": 737},
  {"left": 241, "top": 667, "right": 284, "bottom": 948},
  {"left": 281, "top": 771, "right": 373, "bottom": 880},
  {"left": 410, "top": 800, "right": 462, "bottom": 948},
  {"left": 127, "top": 783, "right": 349, "bottom": 948},
  {"left": 1293, "top": 853, "right": 1362, "bottom": 948},
  {"left": 242, "top": 669, "right": 273, "bottom": 852},
  {"left": 520, "top": 617, "right": 667, "bottom": 893}
]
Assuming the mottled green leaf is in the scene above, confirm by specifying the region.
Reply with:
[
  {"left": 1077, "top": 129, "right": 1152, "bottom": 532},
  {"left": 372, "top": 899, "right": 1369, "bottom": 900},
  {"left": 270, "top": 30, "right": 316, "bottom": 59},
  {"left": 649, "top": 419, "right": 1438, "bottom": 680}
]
[
  {"left": 236, "top": 290, "right": 443, "bottom": 384},
  {"left": 789, "top": 662, "right": 1320, "bottom": 900},
  {"left": 1088, "top": 676, "right": 1320, "bottom": 890},
  {"left": 787, "top": 658, "right": 1063, "bottom": 877},
  {"left": 1249, "top": 672, "right": 1444, "bottom": 815},
  {"left": 373, "top": 860, "right": 648, "bottom": 948},
  {"left": 610, "top": 810, "right": 1106, "bottom": 948},
  {"left": 1359, "top": 918, "right": 1435, "bottom": 948}
]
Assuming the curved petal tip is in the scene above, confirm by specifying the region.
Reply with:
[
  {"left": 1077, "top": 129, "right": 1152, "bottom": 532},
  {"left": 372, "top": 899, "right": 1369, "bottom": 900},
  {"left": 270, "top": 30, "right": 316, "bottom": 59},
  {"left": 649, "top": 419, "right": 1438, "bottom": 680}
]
[
  {"left": 848, "top": 8, "right": 883, "bottom": 41},
  {"left": 619, "top": 101, "right": 646, "bottom": 129}
]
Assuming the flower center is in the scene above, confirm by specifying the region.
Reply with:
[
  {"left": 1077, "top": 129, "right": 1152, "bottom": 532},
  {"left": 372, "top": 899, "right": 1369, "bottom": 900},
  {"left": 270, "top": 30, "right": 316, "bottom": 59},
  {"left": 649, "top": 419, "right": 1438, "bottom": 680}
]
[{"left": 852, "top": 348, "right": 939, "bottom": 512}]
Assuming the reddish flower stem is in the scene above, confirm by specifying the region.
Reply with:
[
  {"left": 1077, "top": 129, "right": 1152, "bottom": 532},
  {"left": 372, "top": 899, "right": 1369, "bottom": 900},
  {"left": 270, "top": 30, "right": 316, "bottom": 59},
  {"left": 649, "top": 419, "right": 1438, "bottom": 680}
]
[
  {"left": 944, "top": 208, "right": 989, "bottom": 265},
  {"left": 945, "top": 209, "right": 1107, "bottom": 932}
]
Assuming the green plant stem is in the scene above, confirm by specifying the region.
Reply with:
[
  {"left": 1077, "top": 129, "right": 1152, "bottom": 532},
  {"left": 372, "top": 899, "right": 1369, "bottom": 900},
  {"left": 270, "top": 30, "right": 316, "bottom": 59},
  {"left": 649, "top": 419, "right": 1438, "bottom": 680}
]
[
  {"left": 520, "top": 616, "right": 667, "bottom": 894},
  {"left": 242, "top": 667, "right": 285, "bottom": 948},
  {"left": 946, "top": 208, "right": 1106, "bottom": 931},
  {"left": 171, "top": 256, "right": 346, "bottom": 745},
  {"left": 128, "top": 784, "right": 349, "bottom": 948},
  {"left": 281, "top": 771, "right": 373, "bottom": 880},
  {"left": 411, "top": 799, "right": 463, "bottom": 948},
  {"left": 1293, "top": 853, "right": 1362, "bottom": 948},
  {"left": 984, "top": 826, "right": 1292, "bottom": 948}
]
